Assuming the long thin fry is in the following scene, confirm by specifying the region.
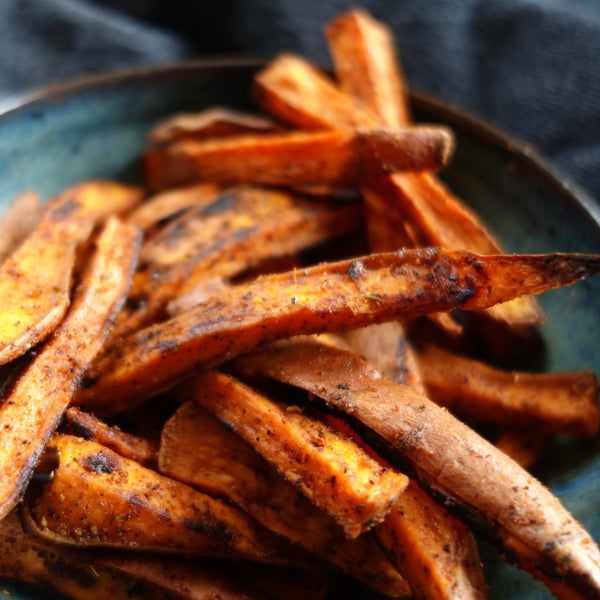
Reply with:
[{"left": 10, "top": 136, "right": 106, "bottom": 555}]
[
  {"left": 0, "top": 181, "right": 143, "bottom": 366},
  {"left": 159, "top": 401, "right": 410, "bottom": 597},
  {"left": 144, "top": 126, "right": 455, "bottom": 190},
  {"left": 0, "top": 217, "right": 141, "bottom": 520},
  {"left": 21, "top": 435, "right": 311, "bottom": 566},
  {"left": 184, "top": 372, "right": 408, "bottom": 539},
  {"left": 236, "top": 337, "right": 600, "bottom": 598},
  {"left": 74, "top": 248, "right": 600, "bottom": 413}
]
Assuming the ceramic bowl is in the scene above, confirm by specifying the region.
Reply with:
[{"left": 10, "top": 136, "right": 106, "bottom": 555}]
[{"left": 1, "top": 61, "right": 599, "bottom": 600}]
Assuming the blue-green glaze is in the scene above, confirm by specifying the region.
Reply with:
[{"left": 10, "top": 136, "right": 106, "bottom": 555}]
[{"left": 0, "top": 62, "right": 599, "bottom": 600}]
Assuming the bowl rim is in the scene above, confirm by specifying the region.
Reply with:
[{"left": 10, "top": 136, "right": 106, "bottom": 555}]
[{"left": 0, "top": 57, "right": 599, "bottom": 232}]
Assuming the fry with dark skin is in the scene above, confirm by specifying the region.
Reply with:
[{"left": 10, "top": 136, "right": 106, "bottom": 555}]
[
  {"left": 159, "top": 401, "right": 410, "bottom": 597},
  {"left": 74, "top": 248, "right": 600, "bottom": 414},
  {"left": 235, "top": 337, "right": 600, "bottom": 599},
  {"left": 0, "top": 217, "right": 141, "bottom": 521},
  {"left": 62, "top": 407, "right": 159, "bottom": 468},
  {"left": 184, "top": 372, "right": 408, "bottom": 539},
  {"left": 0, "top": 181, "right": 143, "bottom": 366},
  {"left": 414, "top": 343, "right": 600, "bottom": 437},
  {"left": 21, "top": 435, "right": 311, "bottom": 566},
  {"left": 144, "top": 126, "right": 455, "bottom": 190}
]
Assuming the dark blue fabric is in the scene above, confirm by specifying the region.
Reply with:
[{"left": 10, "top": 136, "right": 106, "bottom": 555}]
[{"left": 1, "top": 0, "right": 599, "bottom": 202}]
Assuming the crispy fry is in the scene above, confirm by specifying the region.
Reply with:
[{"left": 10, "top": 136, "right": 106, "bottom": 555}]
[
  {"left": 325, "top": 9, "right": 412, "bottom": 127},
  {"left": 75, "top": 248, "right": 600, "bottom": 413},
  {"left": 22, "top": 435, "right": 310, "bottom": 566},
  {"left": 376, "top": 481, "right": 487, "bottom": 600},
  {"left": 149, "top": 107, "right": 281, "bottom": 146},
  {"left": 159, "top": 401, "right": 410, "bottom": 597},
  {"left": 184, "top": 372, "right": 408, "bottom": 539},
  {"left": 117, "top": 186, "right": 361, "bottom": 335},
  {"left": 62, "top": 407, "right": 159, "bottom": 468},
  {"left": 236, "top": 337, "right": 600, "bottom": 598},
  {"left": 0, "top": 181, "right": 143, "bottom": 366},
  {"left": 0, "top": 190, "right": 43, "bottom": 264},
  {"left": 0, "top": 217, "right": 141, "bottom": 521},
  {"left": 415, "top": 343, "right": 600, "bottom": 437},
  {"left": 144, "top": 126, "right": 455, "bottom": 191},
  {"left": 125, "top": 182, "right": 222, "bottom": 233}
]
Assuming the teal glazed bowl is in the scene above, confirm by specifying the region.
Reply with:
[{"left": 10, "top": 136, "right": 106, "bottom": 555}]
[{"left": 1, "top": 61, "right": 600, "bottom": 600}]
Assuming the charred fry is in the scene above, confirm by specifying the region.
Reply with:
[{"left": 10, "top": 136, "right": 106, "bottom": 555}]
[{"left": 0, "top": 217, "right": 141, "bottom": 520}]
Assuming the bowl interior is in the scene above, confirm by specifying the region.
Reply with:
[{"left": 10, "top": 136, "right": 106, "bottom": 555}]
[{"left": 1, "top": 62, "right": 599, "bottom": 600}]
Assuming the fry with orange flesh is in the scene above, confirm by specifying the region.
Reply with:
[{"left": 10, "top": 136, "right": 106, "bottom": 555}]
[
  {"left": 125, "top": 182, "right": 222, "bottom": 233},
  {"left": 0, "top": 190, "right": 43, "bottom": 263},
  {"left": 325, "top": 8, "right": 412, "bottom": 127},
  {"left": 377, "top": 481, "right": 487, "bottom": 600},
  {"left": 149, "top": 107, "right": 281, "bottom": 146},
  {"left": 0, "top": 217, "right": 141, "bottom": 521},
  {"left": 62, "top": 407, "right": 159, "bottom": 468},
  {"left": 185, "top": 371, "right": 408, "bottom": 539},
  {"left": 235, "top": 337, "right": 600, "bottom": 599},
  {"left": 159, "top": 401, "right": 410, "bottom": 597},
  {"left": 415, "top": 343, "right": 599, "bottom": 437},
  {"left": 117, "top": 186, "right": 361, "bottom": 335},
  {"left": 75, "top": 248, "right": 600, "bottom": 413},
  {"left": 21, "top": 435, "right": 310, "bottom": 566},
  {"left": 0, "top": 181, "right": 143, "bottom": 366},
  {"left": 144, "top": 126, "right": 455, "bottom": 191},
  {"left": 494, "top": 429, "right": 551, "bottom": 470}
]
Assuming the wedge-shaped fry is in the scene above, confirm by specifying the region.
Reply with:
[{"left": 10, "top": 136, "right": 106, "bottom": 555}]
[
  {"left": 159, "top": 401, "right": 410, "bottom": 597},
  {"left": 144, "top": 126, "right": 455, "bottom": 190},
  {"left": 149, "top": 107, "right": 281, "bottom": 146},
  {"left": 0, "top": 217, "right": 141, "bottom": 521},
  {"left": 0, "top": 190, "right": 43, "bottom": 264},
  {"left": 0, "top": 181, "right": 143, "bottom": 366},
  {"left": 253, "top": 53, "right": 381, "bottom": 130},
  {"left": 254, "top": 52, "right": 544, "bottom": 338},
  {"left": 75, "top": 248, "right": 600, "bottom": 413},
  {"left": 236, "top": 337, "right": 600, "bottom": 599},
  {"left": 22, "top": 435, "right": 309, "bottom": 566},
  {"left": 376, "top": 481, "right": 488, "bottom": 600},
  {"left": 125, "top": 182, "right": 222, "bottom": 233},
  {"left": 415, "top": 343, "right": 600, "bottom": 437},
  {"left": 184, "top": 371, "right": 408, "bottom": 539},
  {"left": 117, "top": 186, "right": 361, "bottom": 336},
  {"left": 0, "top": 511, "right": 182, "bottom": 600},
  {"left": 62, "top": 407, "right": 159, "bottom": 468},
  {"left": 325, "top": 8, "right": 412, "bottom": 127}
]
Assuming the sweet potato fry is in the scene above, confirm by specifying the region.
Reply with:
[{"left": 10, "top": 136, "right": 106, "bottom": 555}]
[
  {"left": 117, "top": 185, "right": 361, "bottom": 335},
  {"left": 62, "top": 407, "right": 159, "bottom": 468},
  {"left": 0, "top": 217, "right": 141, "bottom": 521},
  {"left": 74, "top": 248, "right": 600, "bottom": 413},
  {"left": 184, "top": 371, "right": 408, "bottom": 539},
  {"left": 0, "top": 511, "right": 180, "bottom": 600},
  {"left": 253, "top": 54, "right": 380, "bottom": 130},
  {"left": 415, "top": 343, "right": 600, "bottom": 437},
  {"left": 325, "top": 8, "right": 412, "bottom": 127},
  {"left": 144, "top": 126, "right": 455, "bottom": 190},
  {"left": 22, "top": 435, "right": 310, "bottom": 566},
  {"left": 0, "top": 181, "right": 143, "bottom": 366},
  {"left": 0, "top": 190, "right": 43, "bottom": 264},
  {"left": 125, "top": 182, "right": 222, "bottom": 233},
  {"left": 376, "top": 481, "right": 488, "bottom": 600},
  {"left": 159, "top": 401, "right": 410, "bottom": 597},
  {"left": 494, "top": 429, "right": 551, "bottom": 470},
  {"left": 236, "top": 337, "right": 600, "bottom": 599},
  {"left": 149, "top": 107, "right": 281, "bottom": 146}
]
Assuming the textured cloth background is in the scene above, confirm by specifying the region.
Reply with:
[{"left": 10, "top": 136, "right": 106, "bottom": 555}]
[{"left": 1, "top": 0, "right": 599, "bottom": 202}]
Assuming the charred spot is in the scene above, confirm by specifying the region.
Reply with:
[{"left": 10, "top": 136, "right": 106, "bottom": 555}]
[
  {"left": 201, "top": 192, "right": 237, "bottom": 215},
  {"left": 50, "top": 198, "right": 79, "bottom": 223},
  {"left": 83, "top": 451, "right": 120, "bottom": 475},
  {"left": 346, "top": 260, "right": 366, "bottom": 281},
  {"left": 448, "top": 287, "right": 476, "bottom": 305},
  {"left": 125, "top": 294, "right": 148, "bottom": 312},
  {"left": 79, "top": 374, "right": 99, "bottom": 389},
  {"left": 336, "top": 384, "right": 349, "bottom": 390},
  {"left": 182, "top": 517, "right": 234, "bottom": 545}
]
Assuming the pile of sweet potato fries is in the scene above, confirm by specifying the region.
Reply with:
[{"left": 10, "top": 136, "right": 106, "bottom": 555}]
[{"left": 1, "top": 9, "right": 600, "bottom": 600}]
